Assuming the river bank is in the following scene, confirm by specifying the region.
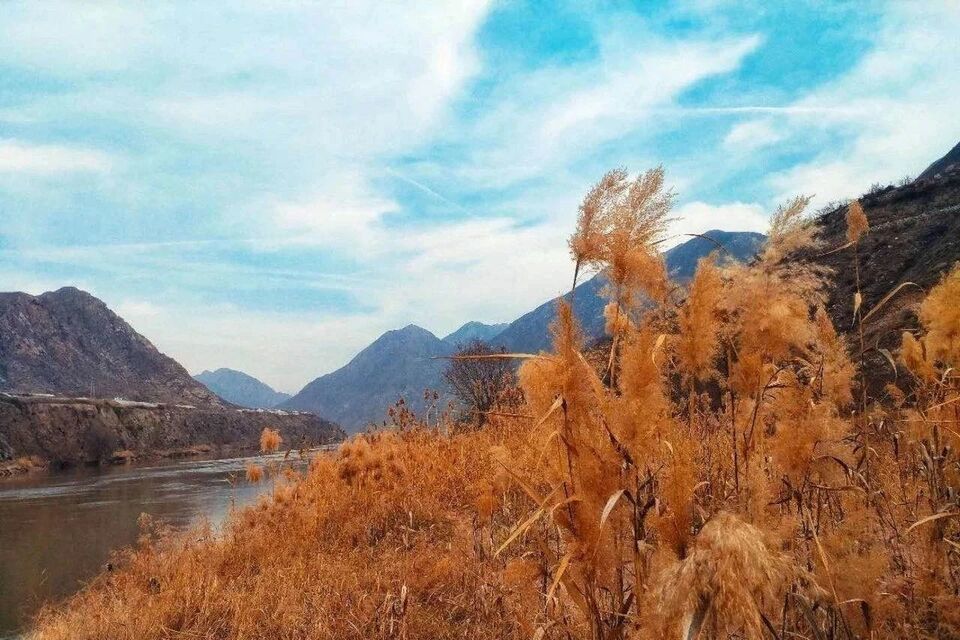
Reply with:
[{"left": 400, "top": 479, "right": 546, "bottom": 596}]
[
  {"left": 0, "top": 392, "right": 344, "bottom": 474},
  {"left": 0, "top": 442, "right": 275, "bottom": 479},
  {"left": 0, "top": 447, "right": 325, "bottom": 637}
]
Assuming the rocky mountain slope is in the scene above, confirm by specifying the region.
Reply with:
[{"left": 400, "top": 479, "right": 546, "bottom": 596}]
[
  {"left": 494, "top": 230, "right": 766, "bottom": 353},
  {"left": 918, "top": 140, "right": 960, "bottom": 181},
  {"left": 0, "top": 287, "right": 222, "bottom": 407},
  {"left": 442, "top": 321, "right": 509, "bottom": 346},
  {"left": 0, "top": 393, "right": 343, "bottom": 467},
  {"left": 195, "top": 368, "right": 290, "bottom": 409},
  {"left": 281, "top": 325, "right": 454, "bottom": 431},
  {"left": 0, "top": 288, "right": 345, "bottom": 465},
  {"left": 812, "top": 146, "right": 960, "bottom": 358}
]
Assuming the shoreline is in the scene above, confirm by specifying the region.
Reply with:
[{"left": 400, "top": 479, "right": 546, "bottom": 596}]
[{"left": 0, "top": 442, "right": 286, "bottom": 480}]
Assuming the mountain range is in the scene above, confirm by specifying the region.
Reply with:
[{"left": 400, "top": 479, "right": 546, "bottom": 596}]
[
  {"left": 194, "top": 368, "right": 291, "bottom": 409},
  {"left": 281, "top": 230, "right": 766, "bottom": 430},
  {"left": 4, "top": 140, "right": 958, "bottom": 440}
]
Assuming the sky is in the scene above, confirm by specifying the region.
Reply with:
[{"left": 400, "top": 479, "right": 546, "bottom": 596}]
[{"left": 1, "top": 1, "right": 958, "bottom": 393}]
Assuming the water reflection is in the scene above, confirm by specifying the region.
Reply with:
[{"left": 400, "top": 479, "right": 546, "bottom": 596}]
[{"left": 0, "top": 451, "right": 316, "bottom": 637}]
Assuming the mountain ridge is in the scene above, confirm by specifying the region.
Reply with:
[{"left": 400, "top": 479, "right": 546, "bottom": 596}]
[
  {"left": 0, "top": 286, "right": 222, "bottom": 408},
  {"left": 194, "top": 368, "right": 291, "bottom": 409},
  {"left": 281, "top": 324, "right": 454, "bottom": 430},
  {"left": 283, "top": 230, "right": 766, "bottom": 431},
  {"left": 442, "top": 321, "right": 510, "bottom": 346}
]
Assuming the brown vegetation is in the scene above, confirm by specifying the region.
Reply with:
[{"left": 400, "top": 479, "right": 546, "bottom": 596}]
[
  {"left": 443, "top": 339, "right": 520, "bottom": 427},
  {"left": 260, "top": 427, "right": 282, "bottom": 454},
  {"left": 32, "top": 169, "right": 960, "bottom": 639}
]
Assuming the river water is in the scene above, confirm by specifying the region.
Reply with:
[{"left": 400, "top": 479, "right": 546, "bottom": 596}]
[{"left": 0, "top": 451, "right": 314, "bottom": 638}]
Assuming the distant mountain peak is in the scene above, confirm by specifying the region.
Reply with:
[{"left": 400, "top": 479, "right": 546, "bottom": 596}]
[
  {"left": 282, "top": 324, "right": 453, "bottom": 431},
  {"left": 394, "top": 323, "right": 435, "bottom": 336},
  {"left": 442, "top": 321, "right": 509, "bottom": 345},
  {"left": 194, "top": 368, "right": 290, "bottom": 409}
]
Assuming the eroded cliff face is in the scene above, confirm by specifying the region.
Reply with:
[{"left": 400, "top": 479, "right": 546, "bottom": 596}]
[{"left": 0, "top": 394, "right": 344, "bottom": 467}]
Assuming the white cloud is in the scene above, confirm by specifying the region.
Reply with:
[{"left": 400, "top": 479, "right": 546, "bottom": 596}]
[
  {"left": 754, "top": 3, "right": 960, "bottom": 208},
  {"left": 669, "top": 201, "right": 769, "bottom": 246},
  {"left": 113, "top": 300, "right": 163, "bottom": 320},
  {"left": 267, "top": 170, "right": 399, "bottom": 253},
  {"left": 0, "top": 140, "right": 113, "bottom": 174},
  {"left": 0, "top": 3, "right": 152, "bottom": 75},
  {"left": 723, "top": 119, "right": 784, "bottom": 152},
  {"left": 439, "top": 32, "right": 762, "bottom": 190}
]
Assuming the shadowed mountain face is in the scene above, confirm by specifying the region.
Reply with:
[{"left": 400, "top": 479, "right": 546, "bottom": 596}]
[
  {"left": 281, "top": 325, "right": 454, "bottom": 431},
  {"left": 493, "top": 230, "right": 767, "bottom": 353},
  {"left": 442, "top": 321, "right": 509, "bottom": 346},
  {"left": 194, "top": 368, "right": 291, "bottom": 409},
  {"left": 0, "top": 287, "right": 222, "bottom": 407}
]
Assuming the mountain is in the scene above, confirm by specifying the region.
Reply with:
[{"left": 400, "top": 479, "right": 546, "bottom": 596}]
[
  {"left": 194, "top": 368, "right": 291, "bottom": 409},
  {"left": 495, "top": 230, "right": 766, "bottom": 353},
  {"left": 442, "top": 321, "right": 509, "bottom": 346},
  {"left": 285, "top": 231, "right": 765, "bottom": 430},
  {"left": 282, "top": 325, "right": 455, "bottom": 431},
  {"left": 812, "top": 149, "right": 960, "bottom": 360},
  {"left": 0, "top": 287, "right": 222, "bottom": 407},
  {"left": 918, "top": 140, "right": 960, "bottom": 181}
]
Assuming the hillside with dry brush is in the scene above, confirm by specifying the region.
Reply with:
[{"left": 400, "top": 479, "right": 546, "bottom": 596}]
[{"left": 31, "top": 167, "right": 960, "bottom": 639}]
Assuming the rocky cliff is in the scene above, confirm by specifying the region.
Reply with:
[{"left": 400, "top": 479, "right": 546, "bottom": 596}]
[{"left": 0, "top": 393, "right": 344, "bottom": 466}]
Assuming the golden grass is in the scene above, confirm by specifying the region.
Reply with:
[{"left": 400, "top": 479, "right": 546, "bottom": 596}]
[
  {"left": 260, "top": 427, "right": 282, "bottom": 454},
  {"left": 244, "top": 463, "right": 263, "bottom": 483},
  {"left": 33, "top": 427, "right": 523, "bottom": 640},
  {"left": 31, "top": 169, "right": 960, "bottom": 640}
]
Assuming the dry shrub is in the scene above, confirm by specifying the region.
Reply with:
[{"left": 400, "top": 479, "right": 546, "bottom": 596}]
[
  {"left": 245, "top": 463, "right": 263, "bottom": 484},
  {"left": 259, "top": 427, "right": 282, "bottom": 454},
  {"left": 32, "top": 167, "right": 960, "bottom": 640}
]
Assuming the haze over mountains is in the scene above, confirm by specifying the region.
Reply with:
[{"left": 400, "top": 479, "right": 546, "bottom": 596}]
[{"left": 194, "top": 368, "right": 291, "bottom": 409}]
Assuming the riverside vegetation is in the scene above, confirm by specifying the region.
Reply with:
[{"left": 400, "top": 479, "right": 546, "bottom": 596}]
[{"left": 32, "top": 168, "right": 960, "bottom": 639}]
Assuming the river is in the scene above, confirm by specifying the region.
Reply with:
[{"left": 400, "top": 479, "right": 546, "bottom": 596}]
[{"left": 0, "top": 451, "right": 316, "bottom": 638}]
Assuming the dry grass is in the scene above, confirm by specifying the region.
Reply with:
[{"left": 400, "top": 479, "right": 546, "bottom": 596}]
[
  {"left": 244, "top": 463, "right": 264, "bottom": 483},
  {"left": 260, "top": 427, "right": 282, "bottom": 454},
  {"left": 31, "top": 168, "right": 960, "bottom": 640}
]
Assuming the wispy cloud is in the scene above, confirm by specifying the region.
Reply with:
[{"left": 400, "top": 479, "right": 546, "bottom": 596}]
[
  {"left": 1, "top": 2, "right": 955, "bottom": 390},
  {"left": 728, "top": 3, "right": 960, "bottom": 208},
  {"left": 0, "top": 140, "right": 113, "bottom": 174}
]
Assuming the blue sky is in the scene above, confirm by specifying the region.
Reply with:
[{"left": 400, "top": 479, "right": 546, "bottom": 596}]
[{"left": 1, "top": 1, "right": 958, "bottom": 392}]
